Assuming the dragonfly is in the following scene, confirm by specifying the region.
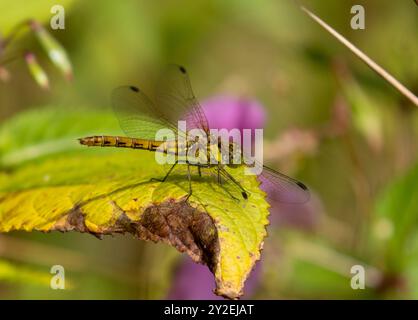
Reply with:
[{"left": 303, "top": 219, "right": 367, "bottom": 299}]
[{"left": 79, "top": 64, "right": 310, "bottom": 204}]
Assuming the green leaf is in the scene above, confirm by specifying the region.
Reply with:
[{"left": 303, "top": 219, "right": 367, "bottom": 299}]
[
  {"left": 341, "top": 77, "right": 384, "bottom": 151},
  {"left": 375, "top": 163, "right": 418, "bottom": 272},
  {"left": 0, "top": 107, "right": 121, "bottom": 167},
  {"left": 0, "top": 259, "right": 51, "bottom": 287},
  {"left": 0, "top": 108, "right": 270, "bottom": 299}
]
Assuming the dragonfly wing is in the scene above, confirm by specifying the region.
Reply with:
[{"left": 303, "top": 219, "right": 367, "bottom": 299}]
[
  {"left": 112, "top": 85, "right": 178, "bottom": 140},
  {"left": 205, "top": 163, "right": 310, "bottom": 204},
  {"left": 236, "top": 145, "right": 310, "bottom": 204},
  {"left": 259, "top": 165, "right": 310, "bottom": 204},
  {"left": 155, "top": 64, "right": 210, "bottom": 133}
]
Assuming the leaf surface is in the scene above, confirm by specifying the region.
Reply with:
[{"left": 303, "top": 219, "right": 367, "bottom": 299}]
[{"left": 0, "top": 108, "right": 270, "bottom": 298}]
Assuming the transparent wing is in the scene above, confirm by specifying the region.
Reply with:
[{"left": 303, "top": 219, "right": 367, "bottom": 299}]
[
  {"left": 218, "top": 142, "right": 310, "bottom": 204},
  {"left": 208, "top": 163, "right": 309, "bottom": 204},
  {"left": 259, "top": 165, "right": 310, "bottom": 204},
  {"left": 155, "top": 64, "right": 210, "bottom": 133},
  {"left": 112, "top": 85, "right": 179, "bottom": 140}
]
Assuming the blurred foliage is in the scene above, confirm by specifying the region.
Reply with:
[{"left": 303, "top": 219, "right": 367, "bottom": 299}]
[
  {"left": 0, "top": 0, "right": 417, "bottom": 299},
  {"left": 24, "top": 52, "right": 50, "bottom": 90},
  {"left": 0, "top": 0, "right": 74, "bottom": 34},
  {"left": 376, "top": 164, "right": 418, "bottom": 274},
  {"left": 0, "top": 107, "right": 120, "bottom": 166},
  {"left": 0, "top": 259, "right": 51, "bottom": 287}
]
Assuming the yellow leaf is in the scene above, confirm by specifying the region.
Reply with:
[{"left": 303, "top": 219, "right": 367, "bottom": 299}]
[{"left": 0, "top": 148, "right": 269, "bottom": 299}]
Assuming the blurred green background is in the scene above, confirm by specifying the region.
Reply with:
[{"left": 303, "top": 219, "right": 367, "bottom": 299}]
[{"left": 0, "top": 0, "right": 418, "bottom": 299}]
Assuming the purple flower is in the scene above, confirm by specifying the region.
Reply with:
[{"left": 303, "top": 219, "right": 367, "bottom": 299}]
[
  {"left": 264, "top": 188, "right": 322, "bottom": 231},
  {"left": 167, "top": 257, "right": 224, "bottom": 300},
  {"left": 202, "top": 95, "right": 265, "bottom": 132},
  {"left": 167, "top": 256, "right": 261, "bottom": 300}
]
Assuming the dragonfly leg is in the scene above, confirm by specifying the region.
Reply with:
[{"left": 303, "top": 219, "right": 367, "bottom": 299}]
[
  {"left": 185, "top": 164, "right": 193, "bottom": 201},
  {"left": 150, "top": 161, "right": 178, "bottom": 182},
  {"left": 198, "top": 166, "right": 202, "bottom": 177},
  {"left": 214, "top": 167, "right": 241, "bottom": 202},
  {"left": 221, "top": 168, "right": 249, "bottom": 200},
  {"left": 222, "top": 187, "right": 240, "bottom": 202}
]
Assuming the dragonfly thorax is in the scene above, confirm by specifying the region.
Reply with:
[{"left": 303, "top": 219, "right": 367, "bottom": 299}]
[
  {"left": 216, "top": 139, "right": 241, "bottom": 167},
  {"left": 177, "top": 136, "right": 241, "bottom": 167}
]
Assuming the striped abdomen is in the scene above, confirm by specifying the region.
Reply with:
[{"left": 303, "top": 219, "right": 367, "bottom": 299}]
[
  {"left": 79, "top": 135, "right": 170, "bottom": 152},
  {"left": 79, "top": 135, "right": 220, "bottom": 163}
]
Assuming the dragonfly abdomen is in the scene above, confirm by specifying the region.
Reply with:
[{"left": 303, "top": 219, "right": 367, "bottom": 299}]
[{"left": 79, "top": 135, "right": 164, "bottom": 151}]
